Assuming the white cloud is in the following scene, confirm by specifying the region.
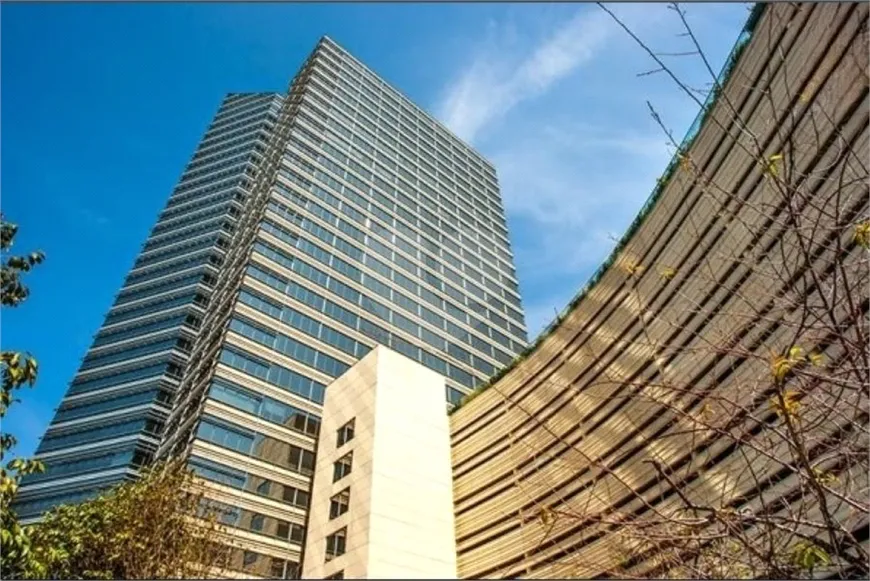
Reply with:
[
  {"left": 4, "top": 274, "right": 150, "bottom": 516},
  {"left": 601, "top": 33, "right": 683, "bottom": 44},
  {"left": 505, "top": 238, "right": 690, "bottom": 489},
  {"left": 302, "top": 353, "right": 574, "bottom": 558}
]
[
  {"left": 436, "top": 5, "right": 653, "bottom": 143},
  {"left": 433, "top": 3, "right": 750, "bottom": 341}
]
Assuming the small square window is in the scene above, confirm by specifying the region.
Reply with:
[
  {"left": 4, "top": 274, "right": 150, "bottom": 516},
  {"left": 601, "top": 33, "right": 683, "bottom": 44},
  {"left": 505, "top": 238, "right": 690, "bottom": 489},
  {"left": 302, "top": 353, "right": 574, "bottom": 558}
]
[
  {"left": 333, "top": 453, "right": 353, "bottom": 483},
  {"left": 325, "top": 527, "right": 347, "bottom": 561},
  {"left": 329, "top": 488, "right": 350, "bottom": 520},
  {"left": 337, "top": 418, "right": 355, "bottom": 447},
  {"left": 270, "top": 558, "right": 287, "bottom": 579},
  {"left": 250, "top": 514, "right": 265, "bottom": 532},
  {"left": 285, "top": 561, "right": 300, "bottom": 580},
  {"left": 276, "top": 521, "right": 290, "bottom": 539},
  {"left": 256, "top": 480, "right": 271, "bottom": 496},
  {"left": 290, "top": 523, "right": 306, "bottom": 544},
  {"left": 243, "top": 550, "right": 259, "bottom": 568}
]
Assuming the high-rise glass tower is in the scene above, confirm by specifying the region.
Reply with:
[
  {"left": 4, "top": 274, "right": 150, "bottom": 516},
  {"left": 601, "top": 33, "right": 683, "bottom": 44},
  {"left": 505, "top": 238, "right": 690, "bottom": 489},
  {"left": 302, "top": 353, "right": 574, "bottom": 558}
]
[
  {"left": 14, "top": 92, "right": 284, "bottom": 521},
  {"left": 16, "top": 36, "right": 527, "bottom": 578}
]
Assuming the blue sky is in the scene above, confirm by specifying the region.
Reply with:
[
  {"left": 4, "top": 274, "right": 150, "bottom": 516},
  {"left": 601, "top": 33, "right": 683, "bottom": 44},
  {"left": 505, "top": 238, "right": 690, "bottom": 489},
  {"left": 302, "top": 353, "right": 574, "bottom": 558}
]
[{"left": 1, "top": 2, "right": 750, "bottom": 457}]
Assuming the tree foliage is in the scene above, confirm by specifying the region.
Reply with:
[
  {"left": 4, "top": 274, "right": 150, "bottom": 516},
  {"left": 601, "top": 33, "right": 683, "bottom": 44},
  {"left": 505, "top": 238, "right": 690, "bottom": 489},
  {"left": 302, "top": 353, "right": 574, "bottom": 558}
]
[
  {"left": 0, "top": 215, "right": 46, "bottom": 578},
  {"left": 23, "top": 460, "right": 234, "bottom": 579}
]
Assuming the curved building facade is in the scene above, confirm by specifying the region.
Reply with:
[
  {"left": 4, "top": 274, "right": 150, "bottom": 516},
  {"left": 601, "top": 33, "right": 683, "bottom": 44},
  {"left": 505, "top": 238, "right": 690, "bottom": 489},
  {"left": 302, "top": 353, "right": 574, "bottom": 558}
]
[{"left": 449, "top": 3, "right": 869, "bottom": 578}]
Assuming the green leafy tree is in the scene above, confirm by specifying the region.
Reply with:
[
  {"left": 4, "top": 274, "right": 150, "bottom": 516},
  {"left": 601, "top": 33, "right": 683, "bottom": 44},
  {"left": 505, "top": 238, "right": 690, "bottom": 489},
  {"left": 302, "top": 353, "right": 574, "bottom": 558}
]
[
  {"left": 25, "top": 460, "right": 235, "bottom": 579},
  {"left": 0, "top": 216, "right": 46, "bottom": 578}
]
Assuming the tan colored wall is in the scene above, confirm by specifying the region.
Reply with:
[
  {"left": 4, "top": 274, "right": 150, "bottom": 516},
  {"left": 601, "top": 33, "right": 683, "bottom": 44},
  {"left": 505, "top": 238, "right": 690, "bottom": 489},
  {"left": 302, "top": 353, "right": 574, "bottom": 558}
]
[
  {"left": 304, "top": 346, "right": 458, "bottom": 579},
  {"left": 449, "top": 3, "right": 869, "bottom": 579}
]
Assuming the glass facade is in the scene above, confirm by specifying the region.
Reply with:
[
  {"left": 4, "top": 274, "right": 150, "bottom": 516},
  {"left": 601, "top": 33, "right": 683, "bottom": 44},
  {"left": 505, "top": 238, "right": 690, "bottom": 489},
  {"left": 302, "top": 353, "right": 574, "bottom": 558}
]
[
  {"left": 16, "top": 37, "right": 526, "bottom": 579},
  {"left": 14, "top": 93, "right": 283, "bottom": 519}
]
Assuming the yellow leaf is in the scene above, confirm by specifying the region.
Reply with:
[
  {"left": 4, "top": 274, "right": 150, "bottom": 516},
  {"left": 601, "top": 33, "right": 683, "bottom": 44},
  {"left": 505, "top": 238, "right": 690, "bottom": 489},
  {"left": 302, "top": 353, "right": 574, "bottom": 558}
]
[
  {"left": 660, "top": 266, "right": 677, "bottom": 281},
  {"left": 623, "top": 261, "right": 644, "bottom": 277},
  {"left": 855, "top": 221, "right": 870, "bottom": 249},
  {"left": 765, "top": 153, "right": 783, "bottom": 177},
  {"left": 770, "top": 389, "right": 801, "bottom": 419},
  {"left": 812, "top": 467, "right": 839, "bottom": 486},
  {"left": 678, "top": 154, "right": 692, "bottom": 172},
  {"left": 791, "top": 541, "right": 831, "bottom": 571},
  {"left": 771, "top": 355, "right": 792, "bottom": 383},
  {"left": 808, "top": 352, "right": 824, "bottom": 367}
]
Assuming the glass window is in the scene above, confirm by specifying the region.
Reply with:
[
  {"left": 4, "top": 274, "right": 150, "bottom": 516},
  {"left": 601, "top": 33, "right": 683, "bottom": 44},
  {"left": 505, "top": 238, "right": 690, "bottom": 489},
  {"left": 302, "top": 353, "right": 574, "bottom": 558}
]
[
  {"left": 325, "top": 528, "right": 347, "bottom": 561},
  {"left": 289, "top": 446, "right": 317, "bottom": 476},
  {"left": 243, "top": 551, "right": 258, "bottom": 568},
  {"left": 337, "top": 418, "right": 355, "bottom": 447},
  {"left": 422, "top": 351, "right": 448, "bottom": 376},
  {"left": 333, "top": 452, "right": 353, "bottom": 482},
  {"left": 329, "top": 489, "right": 350, "bottom": 520},
  {"left": 270, "top": 559, "right": 288, "bottom": 580},
  {"left": 188, "top": 456, "right": 247, "bottom": 489}
]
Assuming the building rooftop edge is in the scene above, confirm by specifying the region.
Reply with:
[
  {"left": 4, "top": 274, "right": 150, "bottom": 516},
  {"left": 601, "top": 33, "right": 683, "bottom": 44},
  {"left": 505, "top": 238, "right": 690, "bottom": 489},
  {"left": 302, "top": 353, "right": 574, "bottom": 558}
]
[{"left": 314, "top": 35, "right": 499, "bottom": 175}]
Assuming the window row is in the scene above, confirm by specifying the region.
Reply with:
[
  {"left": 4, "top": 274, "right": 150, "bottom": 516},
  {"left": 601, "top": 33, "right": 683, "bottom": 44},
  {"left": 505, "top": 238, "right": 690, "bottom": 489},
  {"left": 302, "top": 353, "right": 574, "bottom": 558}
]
[
  {"left": 218, "top": 346, "right": 326, "bottom": 404},
  {"left": 125, "top": 250, "right": 217, "bottom": 287},
  {"left": 238, "top": 289, "right": 368, "bottom": 360},
  {"left": 69, "top": 359, "right": 180, "bottom": 397},
  {"left": 220, "top": 544, "right": 299, "bottom": 579},
  {"left": 208, "top": 101, "right": 276, "bottom": 139},
  {"left": 250, "top": 238, "right": 509, "bottom": 373},
  {"left": 172, "top": 163, "right": 254, "bottom": 196},
  {"left": 199, "top": 499, "right": 306, "bottom": 544},
  {"left": 150, "top": 200, "right": 236, "bottom": 236},
  {"left": 196, "top": 416, "right": 316, "bottom": 476},
  {"left": 189, "top": 129, "right": 268, "bottom": 171},
  {"left": 210, "top": 96, "right": 276, "bottom": 131},
  {"left": 80, "top": 337, "right": 185, "bottom": 372},
  {"left": 184, "top": 141, "right": 263, "bottom": 181},
  {"left": 23, "top": 446, "right": 151, "bottom": 484},
  {"left": 313, "top": 44, "right": 498, "bottom": 188},
  {"left": 13, "top": 482, "right": 122, "bottom": 519},
  {"left": 283, "top": 137, "right": 517, "bottom": 301},
  {"left": 229, "top": 316, "right": 351, "bottom": 380},
  {"left": 200, "top": 112, "right": 273, "bottom": 147},
  {"left": 245, "top": 263, "right": 481, "bottom": 389},
  {"left": 188, "top": 455, "right": 310, "bottom": 509},
  {"left": 303, "top": 81, "right": 503, "bottom": 234},
  {"left": 103, "top": 292, "right": 202, "bottom": 327},
  {"left": 179, "top": 154, "right": 258, "bottom": 186},
  {"left": 92, "top": 313, "right": 189, "bottom": 348},
  {"left": 315, "top": 104, "right": 509, "bottom": 263},
  {"left": 306, "top": 210, "right": 520, "bottom": 350},
  {"left": 115, "top": 271, "right": 209, "bottom": 307},
  {"left": 214, "top": 93, "right": 277, "bottom": 123},
  {"left": 142, "top": 214, "right": 230, "bottom": 252},
  {"left": 297, "top": 99, "right": 509, "bottom": 255},
  {"left": 208, "top": 378, "right": 321, "bottom": 438},
  {"left": 269, "top": 181, "right": 520, "bottom": 336},
  {"left": 275, "top": 161, "right": 524, "bottom": 325},
  {"left": 54, "top": 386, "right": 172, "bottom": 424},
  {"left": 134, "top": 233, "right": 220, "bottom": 269},
  {"left": 39, "top": 416, "right": 163, "bottom": 453}
]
